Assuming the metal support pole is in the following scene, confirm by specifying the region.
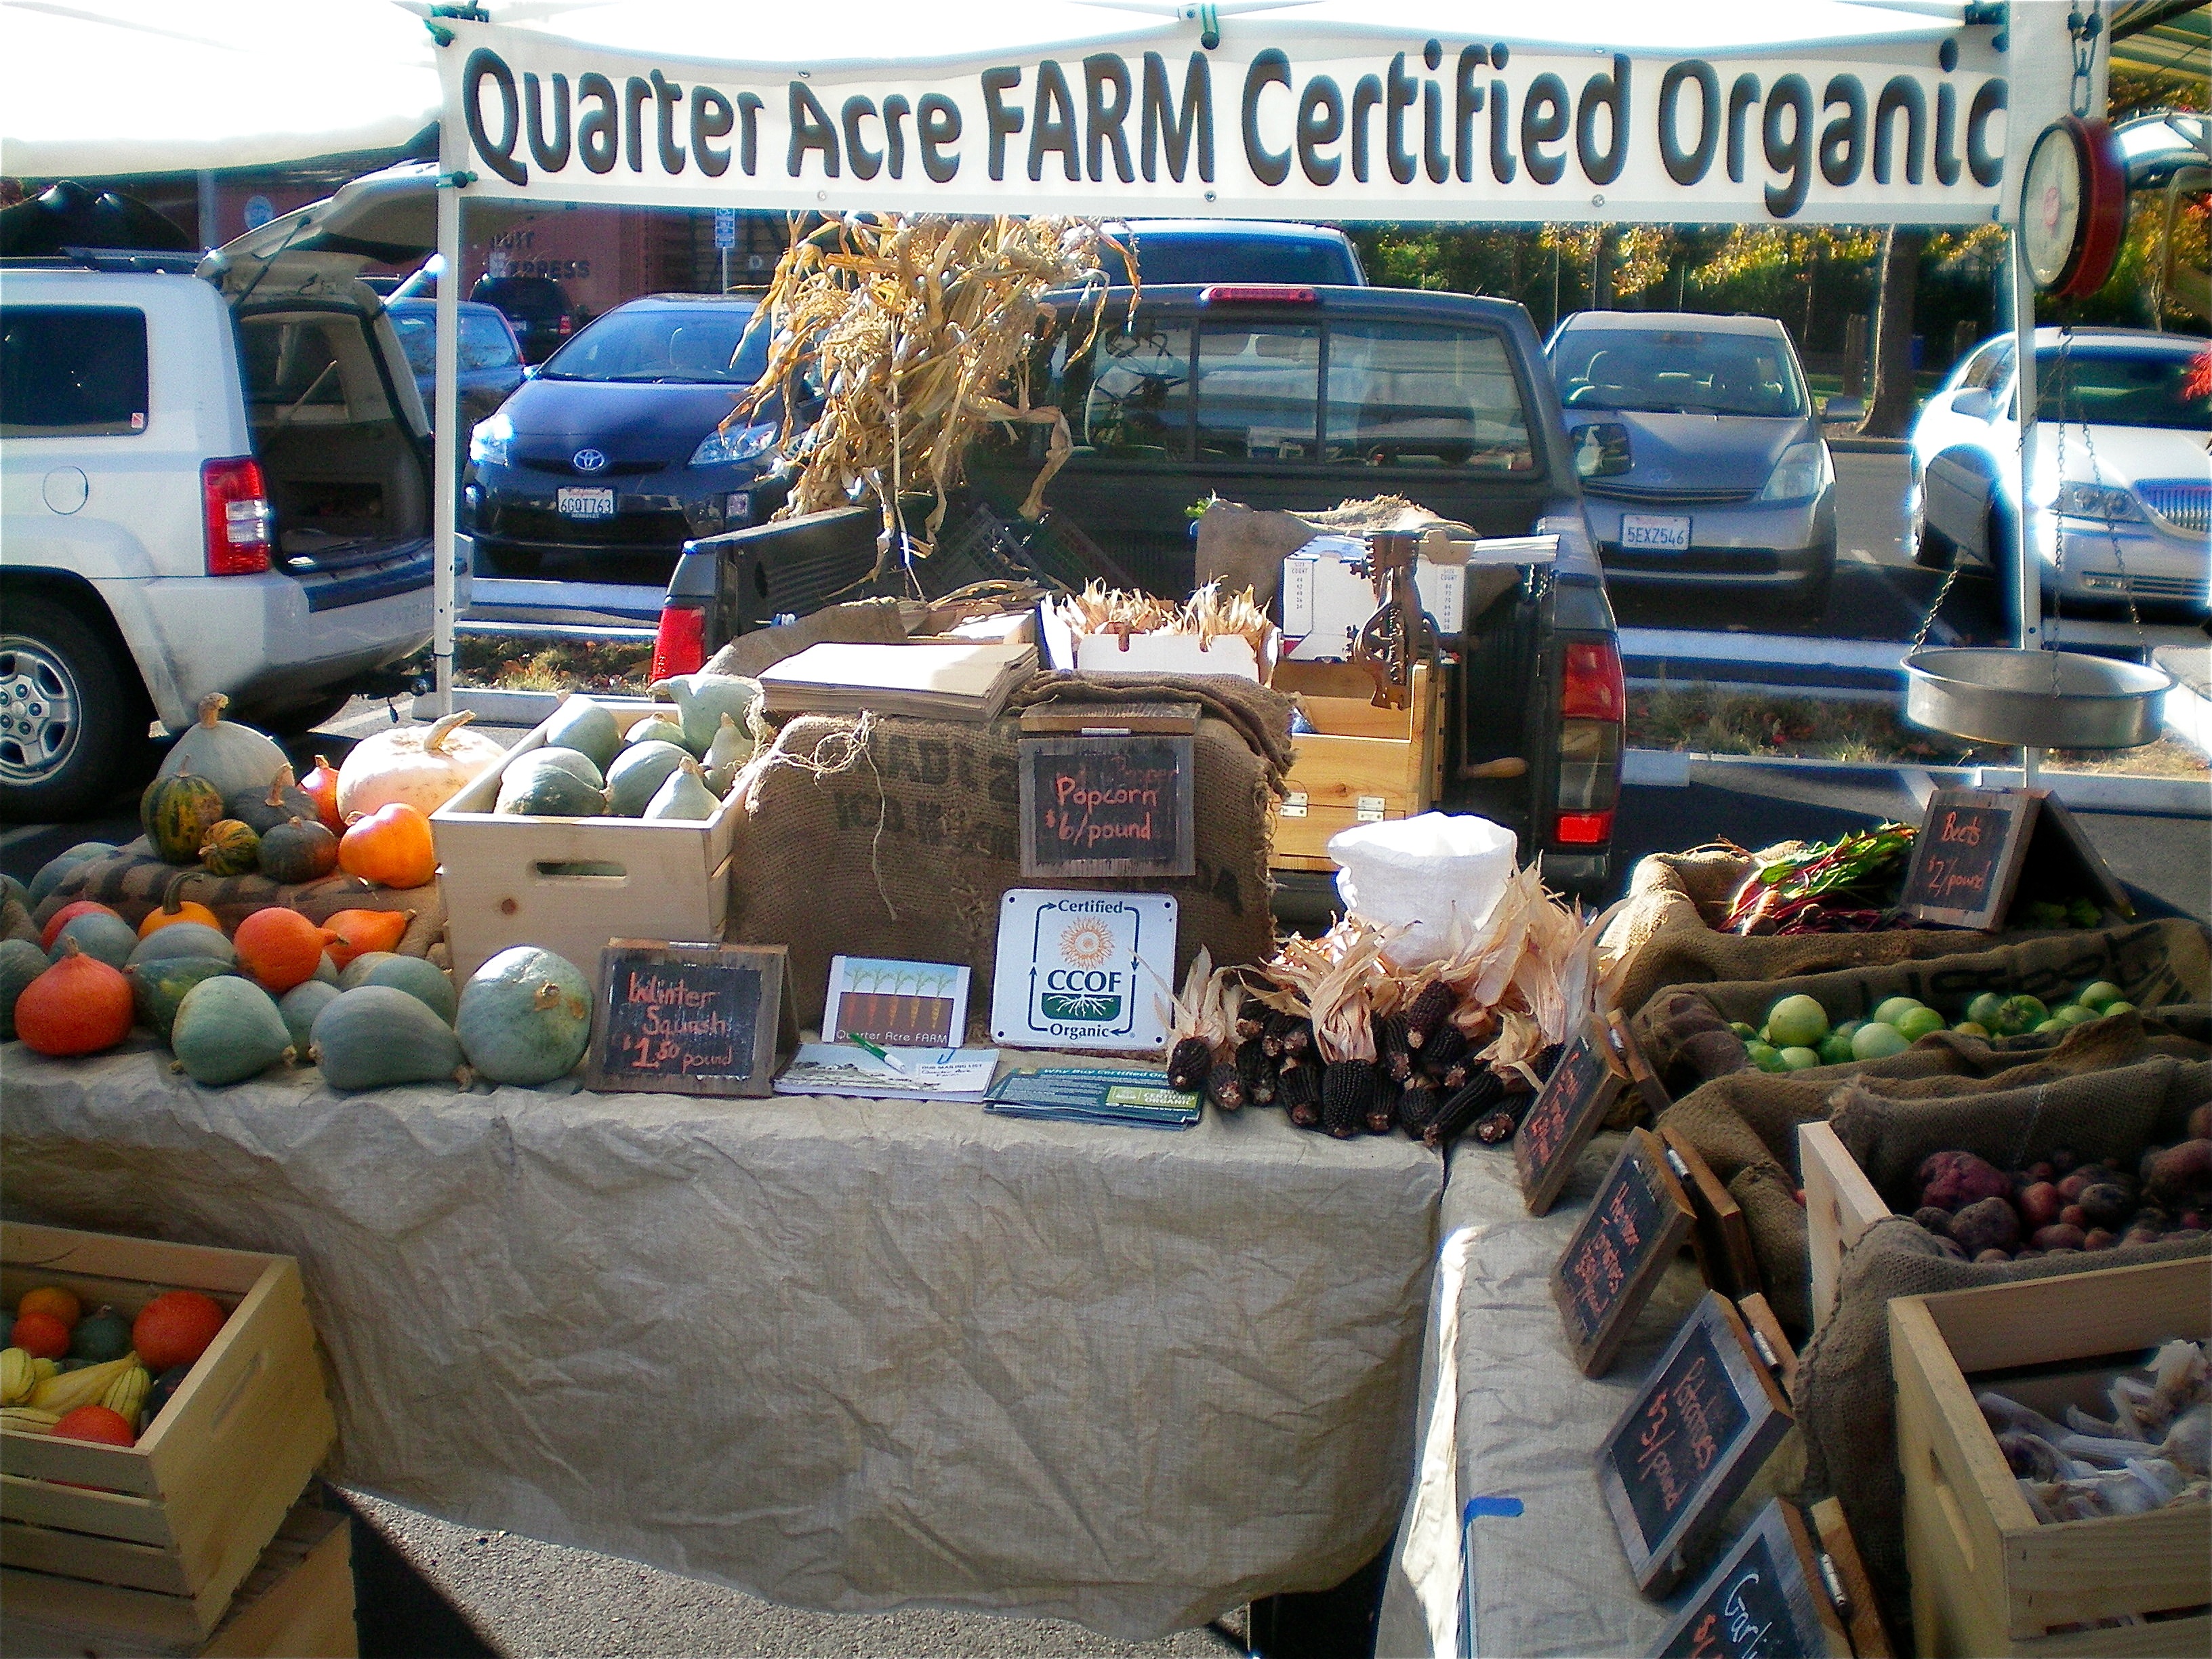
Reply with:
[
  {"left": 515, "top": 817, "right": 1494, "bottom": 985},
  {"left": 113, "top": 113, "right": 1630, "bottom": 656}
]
[
  {"left": 431, "top": 164, "right": 464, "bottom": 718},
  {"left": 2009, "top": 220, "right": 2041, "bottom": 789}
]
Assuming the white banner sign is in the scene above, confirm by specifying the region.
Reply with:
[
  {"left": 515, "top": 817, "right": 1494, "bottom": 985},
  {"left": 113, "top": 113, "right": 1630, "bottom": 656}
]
[{"left": 437, "top": 18, "right": 2013, "bottom": 225}]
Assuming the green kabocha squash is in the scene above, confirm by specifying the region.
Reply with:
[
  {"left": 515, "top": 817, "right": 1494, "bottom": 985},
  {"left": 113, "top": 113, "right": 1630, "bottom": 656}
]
[
  {"left": 142, "top": 764, "right": 225, "bottom": 864},
  {"left": 312, "top": 951, "right": 340, "bottom": 985},
  {"left": 257, "top": 817, "right": 340, "bottom": 885},
  {"left": 455, "top": 945, "right": 591, "bottom": 1085},
  {"left": 127, "top": 922, "right": 235, "bottom": 968},
  {"left": 541, "top": 694, "right": 621, "bottom": 771},
  {"left": 0, "top": 937, "right": 49, "bottom": 1041},
  {"left": 153, "top": 693, "right": 286, "bottom": 802},
  {"left": 224, "top": 766, "right": 317, "bottom": 836},
  {"left": 337, "top": 951, "right": 457, "bottom": 1023},
  {"left": 27, "top": 842, "right": 116, "bottom": 906},
  {"left": 197, "top": 819, "right": 261, "bottom": 878},
  {"left": 493, "top": 753, "right": 607, "bottom": 817},
  {"left": 129, "top": 956, "right": 238, "bottom": 1044},
  {"left": 68, "top": 1308, "right": 134, "bottom": 1364},
  {"left": 643, "top": 758, "right": 719, "bottom": 821},
  {"left": 277, "top": 980, "right": 342, "bottom": 1052},
  {"left": 604, "top": 740, "right": 689, "bottom": 817},
  {"left": 308, "top": 985, "right": 466, "bottom": 1090},
  {"left": 622, "top": 714, "right": 693, "bottom": 755},
  {"left": 48, "top": 912, "right": 137, "bottom": 970},
  {"left": 528, "top": 746, "right": 607, "bottom": 790},
  {"left": 170, "top": 977, "right": 293, "bottom": 1086}
]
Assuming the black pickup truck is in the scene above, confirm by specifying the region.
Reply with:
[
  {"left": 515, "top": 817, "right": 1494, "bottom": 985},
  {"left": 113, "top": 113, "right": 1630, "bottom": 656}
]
[{"left": 654, "top": 283, "right": 1626, "bottom": 899}]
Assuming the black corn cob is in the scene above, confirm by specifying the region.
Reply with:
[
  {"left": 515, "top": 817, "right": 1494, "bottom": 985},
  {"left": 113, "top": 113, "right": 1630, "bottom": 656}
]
[
  {"left": 1473, "top": 1105, "right": 1525, "bottom": 1144},
  {"left": 1365, "top": 1074, "right": 1402, "bottom": 1136},
  {"left": 1235, "top": 1039, "right": 1276, "bottom": 1105},
  {"left": 1397, "top": 1079, "right": 1443, "bottom": 1136},
  {"left": 1435, "top": 1054, "right": 1474, "bottom": 1092},
  {"left": 1206, "top": 1061, "right": 1246, "bottom": 1111},
  {"left": 1321, "top": 1059, "right": 1375, "bottom": 1139},
  {"left": 1403, "top": 980, "right": 1454, "bottom": 1048},
  {"left": 1277, "top": 1056, "right": 1321, "bottom": 1126},
  {"left": 1279, "top": 1018, "right": 1313, "bottom": 1060},
  {"left": 1166, "top": 1036, "right": 1214, "bottom": 1093},
  {"left": 1262, "top": 1011, "right": 1293, "bottom": 1057},
  {"left": 1233, "top": 996, "right": 1271, "bottom": 1046},
  {"left": 1426, "top": 1070, "right": 1511, "bottom": 1150},
  {"left": 1530, "top": 1042, "right": 1565, "bottom": 1084},
  {"left": 1420, "top": 1025, "right": 1469, "bottom": 1076},
  {"left": 1376, "top": 1012, "right": 1413, "bottom": 1083}
]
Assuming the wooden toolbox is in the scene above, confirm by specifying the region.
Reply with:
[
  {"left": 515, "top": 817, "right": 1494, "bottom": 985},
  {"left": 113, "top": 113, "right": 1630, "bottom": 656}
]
[
  {"left": 432, "top": 696, "right": 743, "bottom": 993},
  {"left": 0, "top": 1224, "right": 337, "bottom": 1648},
  {"left": 1270, "top": 659, "right": 1444, "bottom": 871},
  {"left": 1890, "top": 1256, "right": 2211, "bottom": 1656}
]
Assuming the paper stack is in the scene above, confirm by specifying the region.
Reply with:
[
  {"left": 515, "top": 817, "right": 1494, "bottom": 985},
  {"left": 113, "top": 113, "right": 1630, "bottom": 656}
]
[{"left": 758, "top": 641, "right": 1039, "bottom": 722}]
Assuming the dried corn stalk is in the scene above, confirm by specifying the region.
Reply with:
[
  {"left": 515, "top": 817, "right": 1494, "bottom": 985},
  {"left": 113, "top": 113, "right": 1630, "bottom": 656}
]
[{"left": 735, "top": 213, "right": 1130, "bottom": 576}]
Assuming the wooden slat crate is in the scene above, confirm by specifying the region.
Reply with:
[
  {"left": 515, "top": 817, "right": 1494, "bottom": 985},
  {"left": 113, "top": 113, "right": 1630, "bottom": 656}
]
[
  {"left": 1890, "top": 1257, "right": 2211, "bottom": 1656},
  {"left": 1270, "top": 659, "right": 1443, "bottom": 871},
  {"left": 1799, "top": 1120, "right": 1898, "bottom": 1331},
  {"left": 0, "top": 1225, "right": 337, "bottom": 1648},
  {"left": 432, "top": 697, "right": 742, "bottom": 992}
]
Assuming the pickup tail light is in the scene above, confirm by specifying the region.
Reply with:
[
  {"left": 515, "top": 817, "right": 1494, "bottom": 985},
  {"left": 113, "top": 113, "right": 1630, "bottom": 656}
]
[
  {"left": 202, "top": 457, "right": 272, "bottom": 575},
  {"left": 1555, "top": 638, "right": 1624, "bottom": 849},
  {"left": 1554, "top": 810, "right": 1615, "bottom": 846},
  {"left": 651, "top": 601, "right": 708, "bottom": 682},
  {"left": 1561, "top": 640, "right": 1625, "bottom": 721},
  {"left": 1199, "top": 285, "right": 1317, "bottom": 305}
]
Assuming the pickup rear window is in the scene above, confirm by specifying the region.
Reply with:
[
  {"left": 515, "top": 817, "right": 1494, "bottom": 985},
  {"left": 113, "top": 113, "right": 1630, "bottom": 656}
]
[
  {"left": 1042, "top": 313, "right": 1535, "bottom": 473},
  {"left": 0, "top": 306, "right": 149, "bottom": 438}
]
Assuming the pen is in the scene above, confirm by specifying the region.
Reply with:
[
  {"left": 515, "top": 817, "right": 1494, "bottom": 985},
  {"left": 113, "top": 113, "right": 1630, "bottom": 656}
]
[{"left": 850, "top": 1035, "right": 916, "bottom": 1077}]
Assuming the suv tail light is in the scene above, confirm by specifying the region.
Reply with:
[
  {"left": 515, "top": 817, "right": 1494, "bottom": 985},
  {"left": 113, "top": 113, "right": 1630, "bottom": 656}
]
[
  {"left": 651, "top": 601, "right": 708, "bottom": 681},
  {"left": 1199, "top": 285, "right": 1318, "bottom": 305},
  {"left": 203, "top": 457, "right": 272, "bottom": 575},
  {"left": 1555, "top": 638, "right": 1624, "bottom": 848}
]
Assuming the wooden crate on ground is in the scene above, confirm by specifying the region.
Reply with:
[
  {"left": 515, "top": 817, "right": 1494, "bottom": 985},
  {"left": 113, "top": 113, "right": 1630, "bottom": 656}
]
[
  {"left": 1799, "top": 1120, "right": 1898, "bottom": 1331},
  {"left": 1890, "top": 1256, "right": 2211, "bottom": 1656},
  {"left": 432, "top": 697, "right": 741, "bottom": 992},
  {"left": 0, "top": 1225, "right": 337, "bottom": 1649},
  {"left": 1271, "top": 659, "right": 1443, "bottom": 871}
]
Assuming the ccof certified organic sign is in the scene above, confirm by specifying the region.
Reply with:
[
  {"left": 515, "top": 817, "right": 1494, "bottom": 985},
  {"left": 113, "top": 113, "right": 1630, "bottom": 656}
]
[{"left": 991, "top": 890, "right": 1178, "bottom": 1052}]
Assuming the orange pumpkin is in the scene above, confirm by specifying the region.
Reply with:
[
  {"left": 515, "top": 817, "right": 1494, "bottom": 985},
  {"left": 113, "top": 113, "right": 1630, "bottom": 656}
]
[
  {"left": 138, "top": 872, "right": 222, "bottom": 939},
  {"left": 298, "top": 755, "right": 344, "bottom": 833},
  {"left": 232, "top": 907, "right": 337, "bottom": 994},
  {"left": 339, "top": 802, "right": 437, "bottom": 889},
  {"left": 16, "top": 941, "right": 134, "bottom": 1056},
  {"left": 39, "top": 899, "right": 121, "bottom": 953},
  {"left": 321, "top": 907, "right": 413, "bottom": 969}
]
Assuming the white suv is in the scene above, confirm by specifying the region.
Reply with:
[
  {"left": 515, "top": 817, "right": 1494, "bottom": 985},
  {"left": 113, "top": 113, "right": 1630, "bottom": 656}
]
[{"left": 1, "top": 164, "right": 456, "bottom": 819}]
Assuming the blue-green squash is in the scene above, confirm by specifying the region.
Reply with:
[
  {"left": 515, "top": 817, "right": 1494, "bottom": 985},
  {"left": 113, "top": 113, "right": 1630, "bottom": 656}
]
[
  {"left": 49, "top": 911, "right": 138, "bottom": 969},
  {"left": 128, "top": 923, "right": 236, "bottom": 967},
  {"left": 312, "top": 951, "right": 340, "bottom": 985},
  {"left": 651, "top": 671, "right": 761, "bottom": 756},
  {"left": 604, "top": 741, "right": 689, "bottom": 817},
  {"left": 28, "top": 842, "right": 117, "bottom": 907},
  {"left": 528, "top": 746, "right": 607, "bottom": 790},
  {"left": 493, "top": 754, "right": 607, "bottom": 817},
  {"left": 309, "top": 985, "right": 466, "bottom": 1090},
  {"left": 225, "top": 766, "right": 317, "bottom": 836},
  {"left": 129, "top": 956, "right": 239, "bottom": 1043},
  {"left": 277, "top": 980, "right": 342, "bottom": 1052},
  {"left": 0, "top": 937, "right": 50, "bottom": 1040},
  {"left": 337, "top": 951, "right": 457, "bottom": 1023},
  {"left": 621, "top": 715, "right": 693, "bottom": 755},
  {"left": 455, "top": 946, "right": 591, "bottom": 1085},
  {"left": 643, "top": 759, "right": 719, "bottom": 821},
  {"left": 541, "top": 695, "right": 621, "bottom": 771},
  {"left": 170, "top": 977, "right": 293, "bottom": 1085}
]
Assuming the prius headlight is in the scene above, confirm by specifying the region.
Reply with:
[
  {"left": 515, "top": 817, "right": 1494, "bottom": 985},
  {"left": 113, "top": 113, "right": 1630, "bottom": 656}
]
[
  {"left": 690, "top": 422, "right": 779, "bottom": 468},
  {"left": 2054, "top": 481, "right": 2144, "bottom": 523},
  {"left": 468, "top": 411, "right": 512, "bottom": 468},
  {"left": 1757, "top": 441, "right": 1833, "bottom": 503}
]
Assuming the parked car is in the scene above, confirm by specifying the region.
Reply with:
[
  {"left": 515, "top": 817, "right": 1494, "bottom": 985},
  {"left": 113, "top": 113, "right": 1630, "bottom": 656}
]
[
  {"left": 1909, "top": 326, "right": 2210, "bottom": 619},
  {"left": 1093, "top": 220, "right": 1368, "bottom": 287},
  {"left": 0, "top": 161, "right": 452, "bottom": 819},
  {"left": 470, "top": 274, "right": 580, "bottom": 365},
  {"left": 1546, "top": 311, "right": 1842, "bottom": 613},
  {"left": 464, "top": 293, "right": 804, "bottom": 577},
  {"left": 386, "top": 298, "right": 527, "bottom": 431}
]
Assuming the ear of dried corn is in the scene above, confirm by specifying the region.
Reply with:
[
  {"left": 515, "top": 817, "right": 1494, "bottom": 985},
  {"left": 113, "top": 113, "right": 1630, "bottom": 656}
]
[{"left": 1048, "top": 581, "right": 1273, "bottom": 664}]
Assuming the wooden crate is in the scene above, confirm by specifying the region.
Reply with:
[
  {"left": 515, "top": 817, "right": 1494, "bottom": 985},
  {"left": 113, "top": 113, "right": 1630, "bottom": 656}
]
[
  {"left": 1270, "top": 659, "right": 1443, "bottom": 871},
  {"left": 1799, "top": 1120, "right": 1898, "bottom": 1332},
  {"left": 432, "top": 697, "right": 741, "bottom": 992},
  {"left": 0, "top": 1224, "right": 337, "bottom": 1649},
  {"left": 1890, "top": 1257, "right": 2211, "bottom": 1656},
  {"left": 3, "top": 1500, "right": 356, "bottom": 1658}
]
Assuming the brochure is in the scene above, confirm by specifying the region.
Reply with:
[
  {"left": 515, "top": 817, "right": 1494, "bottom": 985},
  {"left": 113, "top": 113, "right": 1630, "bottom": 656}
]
[
  {"left": 775, "top": 1043, "right": 999, "bottom": 1102},
  {"left": 823, "top": 955, "right": 972, "bottom": 1048},
  {"left": 985, "top": 1067, "right": 1201, "bottom": 1129}
]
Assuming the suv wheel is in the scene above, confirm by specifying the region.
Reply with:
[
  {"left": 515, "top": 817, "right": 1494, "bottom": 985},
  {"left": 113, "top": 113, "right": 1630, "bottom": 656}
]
[{"left": 0, "top": 596, "right": 146, "bottom": 822}]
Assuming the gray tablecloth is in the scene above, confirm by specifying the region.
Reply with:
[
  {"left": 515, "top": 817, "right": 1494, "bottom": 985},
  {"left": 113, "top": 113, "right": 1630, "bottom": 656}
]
[
  {"left": 1376, "top": 1135, "right": 1797, "bottom": 1659},
  {"left": 1, "top": 1042, "right": 1441, "bottom": 1641}
]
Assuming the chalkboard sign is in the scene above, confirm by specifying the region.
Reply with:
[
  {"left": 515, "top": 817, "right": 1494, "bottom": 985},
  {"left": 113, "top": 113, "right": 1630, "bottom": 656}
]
[
  {"left": 586, "top": 940, "right": 794, "bottom": 1097},
  {"left": 1599, "top": 1290, "right": 1793, "bottom": 1595},
  {"left": 1018, "top": 733, "right": 1196, "bottom": 878},
  {"left": 1899, "top": 787, "right": 2038, "bottom": 929},
  {"left": 1554, "top": 1128, "right": 1696, "bottom": 1376},
  {"left": 1645, "top": 1500, "right": 1849, "bottom": 1659},
  {"left": 1515, "top": 1012, "right": 1630, "bottom": 1215},
  {"left": 1660, "top": 1124, "right": 1759, "bottom": 1302}
]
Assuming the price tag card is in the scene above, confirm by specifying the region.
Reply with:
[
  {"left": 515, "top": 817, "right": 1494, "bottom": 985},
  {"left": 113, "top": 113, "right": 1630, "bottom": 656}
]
[
  {"left": 1553, "top": 1128, "right": 1696, "bottom": 1376},
  {"left": 1515, "top": 1012, "right": 1630, "bottom": 1215},
  {"left": 1018, "top": 733, "right": 1195, "bottom": 878},
  {"left": 1899, "top": 787, "right": 2038, "bottom": 930},
  {"left": 1643, "top": 1499, "right": 1851, "bottom": 1659},
  {"left": 587, "top": 939, "right": 794, "bottom": 1097},
  {"left": 1598, "top": 1290, "right": 1793, "bottom": 1595}
]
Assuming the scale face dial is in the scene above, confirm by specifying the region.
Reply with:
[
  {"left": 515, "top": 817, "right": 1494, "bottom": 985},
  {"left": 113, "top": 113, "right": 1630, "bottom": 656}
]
[{"left": 2024, "top": 122, "right": 2085, "bottom": 289}]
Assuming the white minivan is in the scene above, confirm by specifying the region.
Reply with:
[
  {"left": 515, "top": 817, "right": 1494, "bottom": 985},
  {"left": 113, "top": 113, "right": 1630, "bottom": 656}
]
[{"left": 1, "top": 163, "right": 458, "bottom": 819}]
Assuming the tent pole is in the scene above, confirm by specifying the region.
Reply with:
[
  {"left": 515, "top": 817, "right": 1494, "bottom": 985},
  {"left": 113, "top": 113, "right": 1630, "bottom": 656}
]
[
  {"left": 2009, "top": 220, "right": 2041, "bottom": 790},
  {"left": 431, "top": 163, "right": 464, "bottom": 719}
]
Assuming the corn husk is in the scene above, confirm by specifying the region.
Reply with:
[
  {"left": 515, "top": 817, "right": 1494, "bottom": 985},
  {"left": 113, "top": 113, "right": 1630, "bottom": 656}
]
[{"left": 1047, "top": 581, "right": 1273, "bottom": 666}]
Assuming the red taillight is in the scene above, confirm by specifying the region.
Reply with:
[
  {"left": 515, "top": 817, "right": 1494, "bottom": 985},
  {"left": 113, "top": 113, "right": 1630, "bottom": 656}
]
[
  {"left": 202, "top": 457, "right": 272, "bottom": 575},
  {"left": 558, "top": 316, "right": 574, "bottom": 335},
  {"left": 1561, "top": 640, "right": 1624, "bottom": 722},
  {"left": 1198, "top": 285, "right": 1318, "bottom": 304},
  {"left": 651, "top": 603, "right": 707, "bottom": 681},
  {"left": 1554, "top": 811, "right": 1614, "bottom": 845}
]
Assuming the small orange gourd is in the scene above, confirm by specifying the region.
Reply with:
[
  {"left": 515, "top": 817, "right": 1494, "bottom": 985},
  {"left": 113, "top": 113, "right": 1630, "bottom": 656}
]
[
  {"left": 232, "top": 907, "right": 337, "bottom": 994},
  {"left": 339, "top": 802, "right": 438, "bottom": 889},
  {"left": 39, "top": 899, "right": 121, "bottom": 953},
  {"left": 138, "top": 872, "right": 222, "bottom": 938},
  {"left": 16, "top": 941, "right": 134, "bottom": 1057},
  {"left": 298, "top": 755, "right": 344, "bottom": 833},
  {"left": 321, "top": 907, "right": 413, "bottom": 969}
]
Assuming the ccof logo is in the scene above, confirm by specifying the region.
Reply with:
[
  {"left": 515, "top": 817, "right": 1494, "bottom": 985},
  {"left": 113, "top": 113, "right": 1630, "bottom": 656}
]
[{"left": 571, "top": 448, "right": 609, "bottom": 474}]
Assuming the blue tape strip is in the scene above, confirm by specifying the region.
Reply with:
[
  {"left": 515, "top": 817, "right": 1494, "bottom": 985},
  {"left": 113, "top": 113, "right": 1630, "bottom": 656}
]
[{"left": 1462, "top": 1496, "right": 1524, "bottom": 1521}]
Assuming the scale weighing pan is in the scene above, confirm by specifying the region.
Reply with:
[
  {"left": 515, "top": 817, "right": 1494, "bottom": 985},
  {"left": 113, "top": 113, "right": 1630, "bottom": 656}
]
[{"left": 1902, "top": 647, "right": 2172, "bottom": 749}]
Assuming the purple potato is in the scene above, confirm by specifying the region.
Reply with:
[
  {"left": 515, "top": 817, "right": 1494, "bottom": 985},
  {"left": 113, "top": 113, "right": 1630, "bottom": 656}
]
[
  {"left": 1917, "top": 1150, "right": 2011, "bottom": 1213},
  {"left": 2031, "top": 1223, "right": 2086, "bottom": 1252}
]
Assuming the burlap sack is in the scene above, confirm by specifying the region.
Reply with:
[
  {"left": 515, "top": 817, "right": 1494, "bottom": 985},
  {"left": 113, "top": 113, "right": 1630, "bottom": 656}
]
[
  {"left": 732, "top": 686, "right": 1286, "bottom": 1029},
  {"left": 1796, "top": 1221, "right": 2211, "bottom": 1646},
  {"left": 34, "top": 840, "right": 444, "bottom": 959}
]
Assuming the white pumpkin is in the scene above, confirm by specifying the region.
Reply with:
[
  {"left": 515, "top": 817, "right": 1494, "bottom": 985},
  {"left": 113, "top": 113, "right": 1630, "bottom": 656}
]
[
  {"left": 155, "top": 694, "right": 287, "bottom": 802},
  {"left": 335, "top": 710, "right": 509, "bottom": 819}
]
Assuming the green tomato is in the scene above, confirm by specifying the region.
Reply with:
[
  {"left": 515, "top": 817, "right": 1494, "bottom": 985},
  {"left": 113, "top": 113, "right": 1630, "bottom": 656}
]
[
  {"left": 2076, "top": 981, "right": 2123, "bottom": 1012},
  {"left": 2066, "top": 897, "right": 2101, "bottom": 928},
  {"left": 1871, "top": 996, "right": 1927, "bottom": 1029},
  {"left": 1951, "top": 1021, "right": 1990, "bottom": 1040},
  {"left": 2034, "top": 1018, "right": 2067, "bottom": 1035},
  {"left": 1894, "top": 1006, "right": 1947, "bottom": 1043},
  {"left": 1729, "top": 1021, "right": 1759, "bottom": 1041},
  {"left": 1744, "top": 1041, "right": 1785, "bottom": 1073},
  {"left": 1765, "top": 994, "right": 1830, "bottom": 1050},
  {"left": 2050, "top": 1004, "right": 2096, "bottom": 1027},
  {"left": 1778, "top": 1046, "right": 1823, "bottom": 1071},
  {"left": 1964, "top": 991, "right": 2007, "bottom": 1029},
  {"left": 1817, "top": 1031, "right": 1858, "bottom": 1065},
  {"left": 1851, "top": 1022, "right": 1912, "bottom": 1061},
  {"left": 1993, "top": 994, "right": 2049, "bottom": 1036},
  {"left": 2102, "top": 1000, "right": 2135, "bottom": 1017}
]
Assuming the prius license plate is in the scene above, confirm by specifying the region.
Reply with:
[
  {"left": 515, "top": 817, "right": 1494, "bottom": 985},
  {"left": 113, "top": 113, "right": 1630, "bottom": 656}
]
[
  {"left": 1620, "top": 514, "right": 1691, "bottom": 552},
  {"left": 556, "top": 487, "right": 616, "bottom": 520}
]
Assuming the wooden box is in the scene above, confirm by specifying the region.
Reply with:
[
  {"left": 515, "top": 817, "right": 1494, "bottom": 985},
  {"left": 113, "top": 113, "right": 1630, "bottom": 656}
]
[
  {"left": 1270, "top": 659, "right": 1443, "bottom": 871},
  {"left": 0, "top": 1225, "right": 337, "bottom": 1647},
  {"left": 1799, "top": 1120, "right": 1897, "bottom": 1332},
  {"left": 2, "top": 1500, "right": 356, "bottom": 1658},
  {"left": 1890, "top": 1256, "right": 2211, "bottom": 1656},
  {"left": 432, "top": 697, "right": 742, "bottom": 993}
]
